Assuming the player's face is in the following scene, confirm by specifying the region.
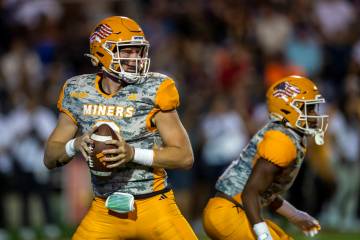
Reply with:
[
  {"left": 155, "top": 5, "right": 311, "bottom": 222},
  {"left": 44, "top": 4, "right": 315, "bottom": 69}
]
[
  {"left": 297, "top": 102, "right": 319, "bottom": 128},
  {"left": 115, "top": 46, "right": 144, "bottom": 73},
  {"left": 307, "top": 105, "right": 318, "bottom": 128},
  {"left": 306, "top": 103, "right": 327, "bottom": 130}
]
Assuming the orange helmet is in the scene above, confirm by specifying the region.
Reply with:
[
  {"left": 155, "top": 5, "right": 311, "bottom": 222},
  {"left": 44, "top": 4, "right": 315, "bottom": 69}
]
[
  {"left": 86, "top": 16, "right": 150, "bottom": 83},
  {"left": 266, "top": 75, "right": 328, "bottom": 145}
]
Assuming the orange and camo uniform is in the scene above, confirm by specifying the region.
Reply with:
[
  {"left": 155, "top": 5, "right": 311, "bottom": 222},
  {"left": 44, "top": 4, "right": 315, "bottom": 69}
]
[
  {"left": 203, "top": 121, "right": 307, "bottom": 240},
  {"left": 57, "top": 72, "right": 197, "bottom": 239}
]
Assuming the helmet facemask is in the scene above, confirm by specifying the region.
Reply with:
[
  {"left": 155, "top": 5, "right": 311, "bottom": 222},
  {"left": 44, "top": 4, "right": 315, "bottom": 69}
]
[
  {"left": 102, "top": 40, "right": 150, "bottom": 84},
  {"left": 290, "top": 95, "right": 328, "bottom": 145}
]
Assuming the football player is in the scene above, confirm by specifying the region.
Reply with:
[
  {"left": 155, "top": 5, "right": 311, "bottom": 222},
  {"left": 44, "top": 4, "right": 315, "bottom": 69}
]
[
  {"left": 202, "top": 76, "right": 328, "bottom": 240},
  {"left": 43, "top": 16, "right": 198, "bottom": 239}
]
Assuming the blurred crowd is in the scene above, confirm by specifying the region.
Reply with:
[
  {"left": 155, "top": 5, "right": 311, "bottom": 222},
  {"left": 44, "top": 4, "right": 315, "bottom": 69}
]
[{"left": 0, "top": 0, "right": 360, "bottom": 239}]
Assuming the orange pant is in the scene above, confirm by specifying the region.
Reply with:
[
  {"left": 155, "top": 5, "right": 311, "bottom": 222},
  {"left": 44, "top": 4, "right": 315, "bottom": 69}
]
[
  {"left": 203, "top": 197, "right": 294, "bottom": 240},
  {"left": 73, "top": 190, "right": 198, "bottom": 240}
]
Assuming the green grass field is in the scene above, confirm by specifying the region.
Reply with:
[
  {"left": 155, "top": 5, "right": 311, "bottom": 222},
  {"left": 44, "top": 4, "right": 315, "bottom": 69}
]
[
  {"left": 198, "top": 233, "right": 360, "bottom": 240},
  {"left": 3, "top": 226, "right": 360, "bottom": 240},
  {"left": 291, "top": 232, "right": 360, "bottom": 240},
  {"left": 197, "top": 231, "right": 360, "bottom": 240}
]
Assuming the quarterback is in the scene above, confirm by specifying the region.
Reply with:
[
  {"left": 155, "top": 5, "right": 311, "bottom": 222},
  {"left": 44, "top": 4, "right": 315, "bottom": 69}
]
[
  {"left": 203, "top": 76, "right": 328, "bottom": 240},
  {"left": 43, "top": 16, "right": 197, "bottom": 239}
]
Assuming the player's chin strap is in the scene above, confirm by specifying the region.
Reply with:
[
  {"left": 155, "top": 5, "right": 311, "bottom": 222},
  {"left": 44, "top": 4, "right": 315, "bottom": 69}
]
[
  {"left": 272, "top": 114, "right": 325, "bottom": 145},
  {"left": 314, "top": 131, "right": 324, "bottom": 145},
  {"left": 100, "top": 68, "right": 131, "bottom": 86},
  {"left": 84, "top": 53, "right": 131, "bottom": 85},
  {"left": 101, "top": 66, "right": 127, "bottom": 86}
]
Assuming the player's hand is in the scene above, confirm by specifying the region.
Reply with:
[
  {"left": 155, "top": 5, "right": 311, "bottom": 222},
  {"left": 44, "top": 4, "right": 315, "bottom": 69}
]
[
  {"left": 74, "top": 126, "right": 97, "bottom": 159},
  {"left": 101, "top": 131, "right": 135, "bottom": 168},
  {"left": 288, "top": 210, "right": 321, "bottom": 237}
]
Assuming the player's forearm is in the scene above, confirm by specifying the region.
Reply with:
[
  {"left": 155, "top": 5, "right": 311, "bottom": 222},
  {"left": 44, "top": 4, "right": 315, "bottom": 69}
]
[
  {"left": 152, "top": 146, "right": 194, "bottom": 169},
  {"left": 270, "top": 196, "right": 302, "bottom": 222},
  {"left": 132, "top": 146, "right": 193, "bottom": 169},
  {"left": 243, "top": 189, "right": 274, "bottom": 240},
  {"left": 275, "top": 199, "right": 301, "bottom": 221},
  {"left": 242, "top": 189, "right": 263, "bottom": 225},
  {"left": 43, "top": 141, "right": 73, "bottom": 169}
]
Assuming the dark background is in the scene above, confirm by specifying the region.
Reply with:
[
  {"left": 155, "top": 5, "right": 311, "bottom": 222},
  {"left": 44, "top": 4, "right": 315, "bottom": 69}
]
[{"left": 0, "top": 0, "right": 359, "bottom": 239}]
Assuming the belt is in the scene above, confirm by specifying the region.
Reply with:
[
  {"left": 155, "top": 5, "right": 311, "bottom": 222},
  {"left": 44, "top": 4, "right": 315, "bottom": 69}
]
[
  {"left": 215, "top": 191, "right": 244, "bottom": 210},
  {"left": 133, "top": 187, "right": 171, "bottom": 199},
  {"left": 98, "top": 187, "right": 171, "bottom": 200}
]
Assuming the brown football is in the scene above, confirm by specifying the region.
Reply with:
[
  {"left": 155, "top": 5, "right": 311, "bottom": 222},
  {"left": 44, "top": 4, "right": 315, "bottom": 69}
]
[{"left": 88, "top": 123, "right": 119, "bottom": 178}]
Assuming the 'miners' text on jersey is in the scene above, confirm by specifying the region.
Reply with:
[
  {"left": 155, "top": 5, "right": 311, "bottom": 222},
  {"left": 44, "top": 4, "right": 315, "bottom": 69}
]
[
  {"left": 215, "top": 121, "right": 307, "bottom": 206},
  {"left": 57, "top": 72, "right": 180, "bottom": 197}
]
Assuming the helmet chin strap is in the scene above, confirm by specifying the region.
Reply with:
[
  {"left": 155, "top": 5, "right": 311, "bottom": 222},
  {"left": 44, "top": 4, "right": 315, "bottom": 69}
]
[
  {"left": 270, "top": 112, "right": 325, "bottom": 143},
  {"left": 101, "top": 67, "right": 129, "bottom": 86},
  {"left": 314, "top": 132, "right": 325, "bottom": 145}
]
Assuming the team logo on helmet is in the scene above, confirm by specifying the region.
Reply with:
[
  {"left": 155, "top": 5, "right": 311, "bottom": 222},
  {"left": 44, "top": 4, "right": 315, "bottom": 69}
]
[
  {"left": 273, "top": 81, "right": 301, "bottom": 102},
  {"left": 90, "top": 24, "right": 113, "bottom": 43}
]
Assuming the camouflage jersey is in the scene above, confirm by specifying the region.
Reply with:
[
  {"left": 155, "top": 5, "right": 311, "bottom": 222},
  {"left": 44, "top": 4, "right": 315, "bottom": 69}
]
[
  {"left": 57, "top": 72, "right": 180, "bottom": 198},
  {"left": 215, "top": 120, "right": 307, "bottom": 206}
]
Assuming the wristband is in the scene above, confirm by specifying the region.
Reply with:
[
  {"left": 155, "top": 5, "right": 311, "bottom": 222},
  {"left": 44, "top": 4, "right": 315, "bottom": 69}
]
[
  {"left": 132, "top": 148, "right": 154, "bottom": 166},
  {"left": 65, "top": 138, "right": 76, "bottom": 157},
  {"left": 253, "top": 222, "right": 272, "bottom": 240}
]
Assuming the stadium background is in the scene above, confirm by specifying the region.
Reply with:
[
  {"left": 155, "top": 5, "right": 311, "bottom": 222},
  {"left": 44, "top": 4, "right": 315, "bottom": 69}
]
[{"left": 0, "top": 0, "right": 359, "bottom": 239}]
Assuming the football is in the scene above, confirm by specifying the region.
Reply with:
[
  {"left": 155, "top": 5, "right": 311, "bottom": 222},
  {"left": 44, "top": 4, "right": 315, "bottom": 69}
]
[{"left": 88, "top": 123, "right": 120, "bottom": 178}]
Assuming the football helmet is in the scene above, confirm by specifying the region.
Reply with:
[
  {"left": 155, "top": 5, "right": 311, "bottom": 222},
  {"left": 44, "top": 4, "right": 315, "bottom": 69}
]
[
  {"left": 266, "top": 75, "right": 328, "bottom": 145},
  {"left": 86, "top": 16, "right": 150, "bottom": 84}
]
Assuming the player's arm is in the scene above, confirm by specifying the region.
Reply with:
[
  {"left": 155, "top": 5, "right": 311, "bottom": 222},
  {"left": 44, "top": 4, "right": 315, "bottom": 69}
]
[
  {"left": 43, "top": 113, "right": 78, "bottom": 169},
  {"left": 270, "top": 195, "right": 321, "bottom": 237},
  {"left": 243, "top": 159, "right": 283, "bottom": 240},
  {"left": 100, "top": 78, "right": 193, "bottom": 169},
  {"left": 242, "top": 158, "right": 281, "bottom": 225},
  {"left": 148, "top": 78, "right": 193, "bottom": 169},
  {"left": 103, "top": 79, "right": 193, "bottom": 170},
  {"left": 242, "top": 130, "right": 297, "bottom": 240},
  {"left": 43, "top": 113, "right": 95, "bottom": 169},
  {"left": 150, "top": 110, "right": 194, "bottom": 169},
  {"left": 243, "top": 163, "right": 321, "bottom": 238},
  {"left": 103, "top": 110, "right": 194, "bottom": 170}
]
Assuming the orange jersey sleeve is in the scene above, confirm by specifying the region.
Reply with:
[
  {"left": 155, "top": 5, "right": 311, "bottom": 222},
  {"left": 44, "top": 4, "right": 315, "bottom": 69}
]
[
  {"left": 146, "top": 78, "right": 180, "bottom": 132},
  {"left": 155, "top": 78, "right": 180, "bottom": 111},
  {"left": 257, "top": 130, "right": 297, "bottom": 167},
  {"left": 57, "top": 81, "right": 77, "bottom": 124}
]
